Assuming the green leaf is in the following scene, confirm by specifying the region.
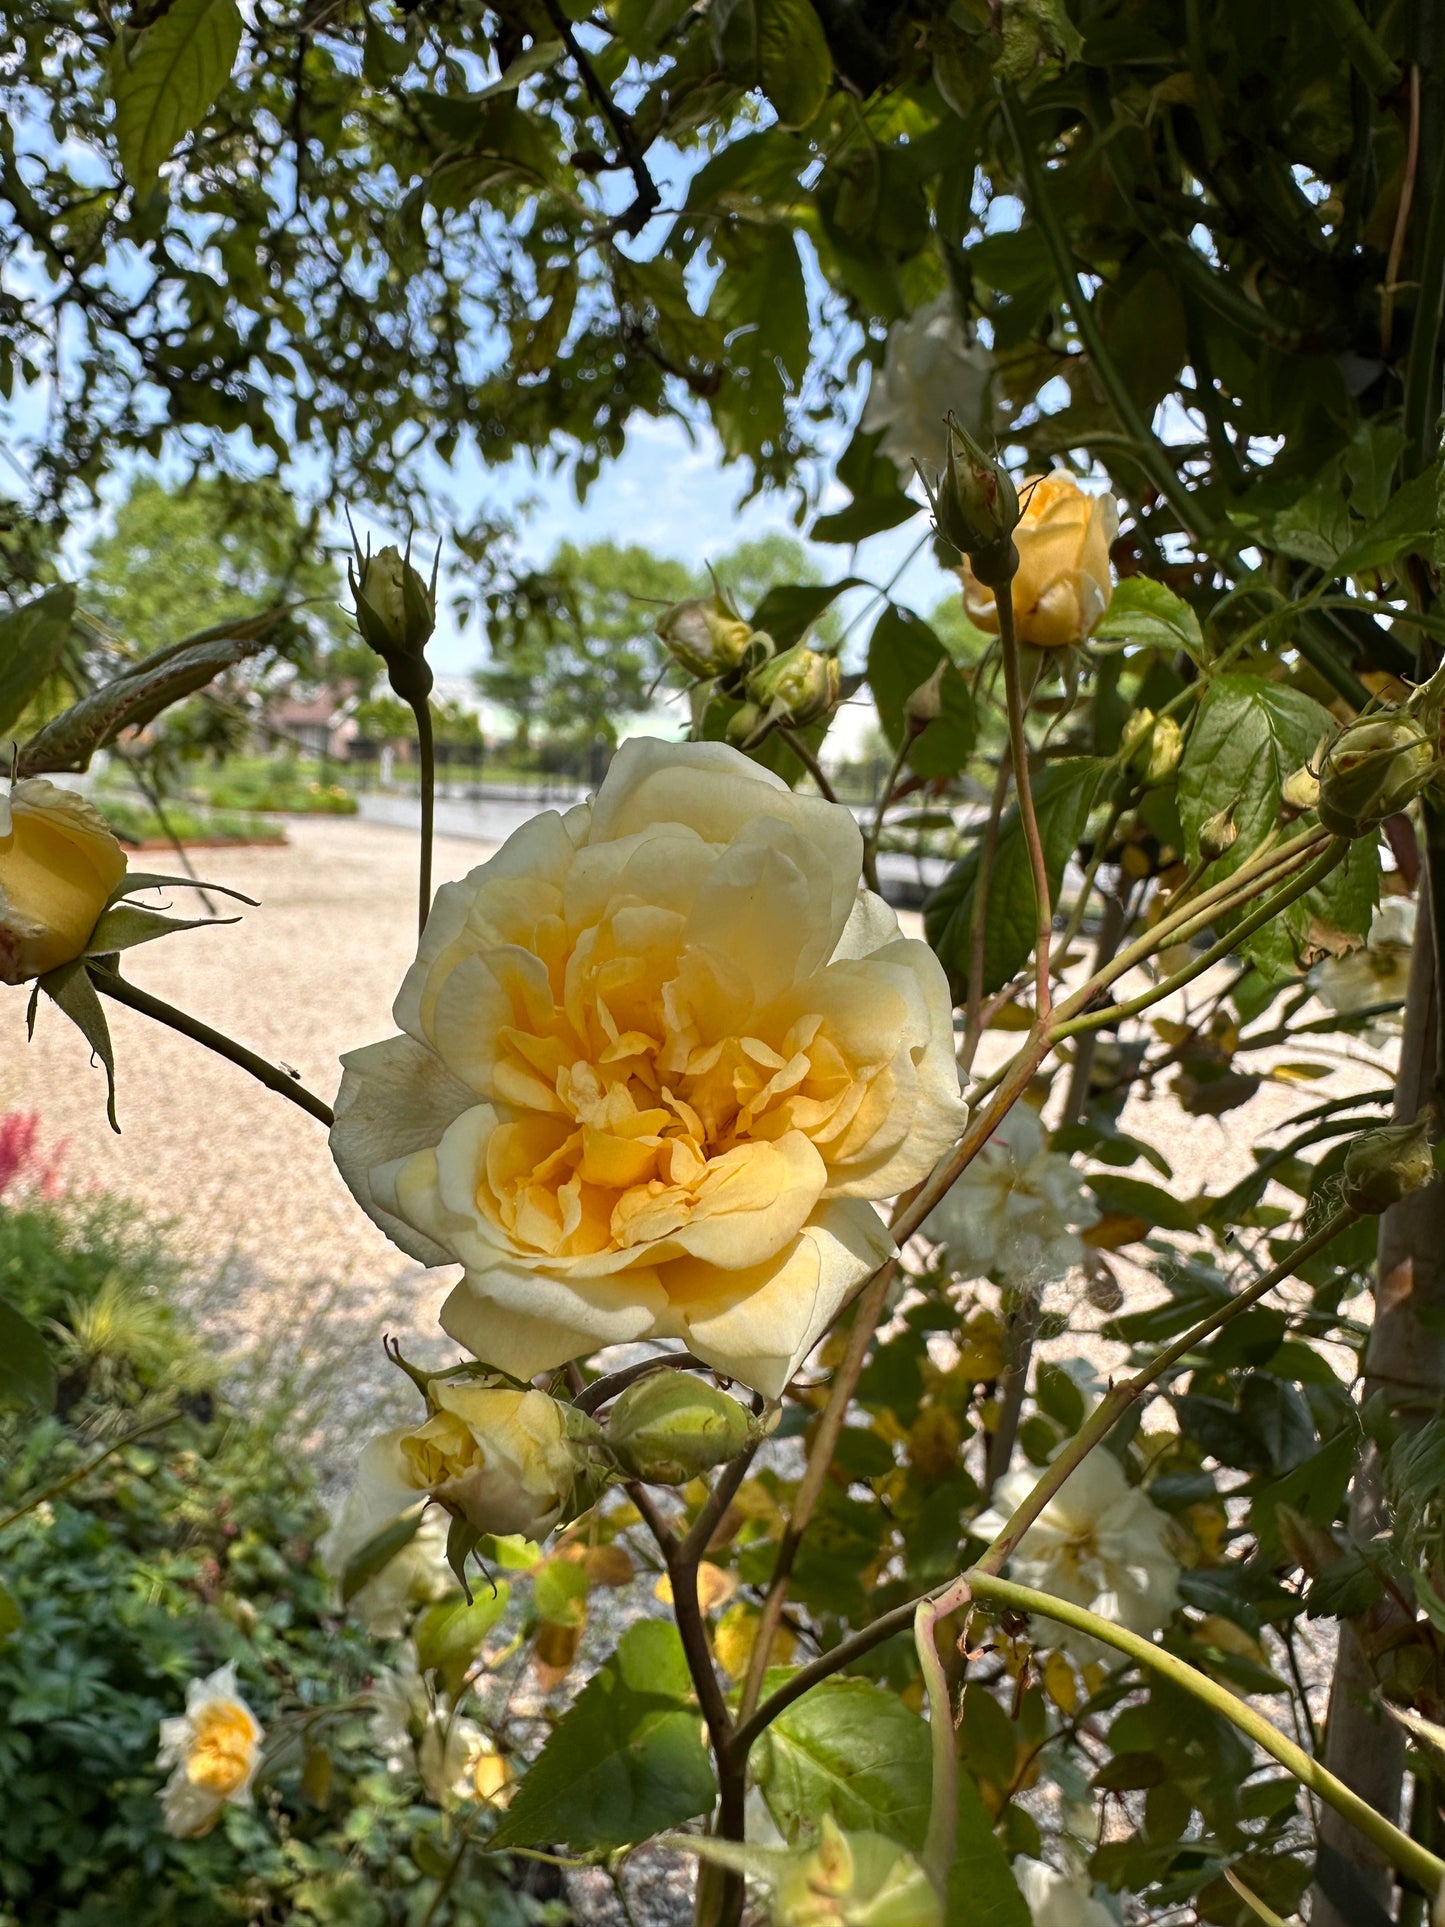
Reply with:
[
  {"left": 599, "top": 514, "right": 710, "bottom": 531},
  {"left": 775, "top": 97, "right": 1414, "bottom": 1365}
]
[
  {"left": 1092, "top": 576, "right": 1204, "bottom": 662},
  {"left": 533, "top": 1555, "right": 589, "bottom": 1627},
  {"left": 750, "top": 578, "right": 864, "bottom": 650},
  {"left": 1178, "top": 676, "right": 1331, "bottom": 869},
  {"left": 0, "top": 1297, "right": 56, "bottom": 1414},
  {"left": 109, "top": 0, "right": 243, "bottom": 194},
  {"left": 0, "top": 1576, "right": 21, "bottom": 1637},
  {"left": 35, "top": 961, "right": 119, "bottom": 1133},
  {"left": 0, "top": 584, "right": 75, "bottom": 737},
  {"left": 754, "top": 1678, "right": 932, "bottom": 1848},
  {"left": 1087, "top": 1174, "right": 1199, "bottom": 1233},
  {"left": 491, "top": 1620, "right": 715, "bottom": 1850},
  {"left": 18, "top": 615, "right": 283, "bottom": 777},
  {"left": 946, "top": 1772, "right": 1030, "bottom": 1927},
  {"left": 1334, "top": 462, "right": 1442, "bottom": 575},
  {"left": 712, "top": 0, "right": 833, "bottom": 129},
  {"left": 340, "top": 1507, "right": 424, "bottom": 1605},
  {"left": 414, "top": 1585, "right": 511, "bottom": 1692},
  {"left": 925, "top": 758, "right": 1105, "bottom": 998},
  {"left": 867, "top": 604, "right": 976, "bottom": 781}
]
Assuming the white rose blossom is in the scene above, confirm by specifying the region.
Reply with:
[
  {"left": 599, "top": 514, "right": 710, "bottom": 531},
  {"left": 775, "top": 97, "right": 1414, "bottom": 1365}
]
[
  {"left": 1311, "top": 895, "right": 1416, "bottom": 1049},
  {"left": 975, "top": 1450, "right": 1180, "bottom": 1663},
  {"left": 1013, "top": 1856, "right": 1117, "bottom": 1927},
  {"left": 922, "top": 1104, "right": 1097, "bottom": 1292},
  {"left": 331, "top": 739, "right": 966, "bottom": 1398},
  {"left": 370, "top": 1653, "right": 510, "bottom": 1806},
  {"left": 155, "top": 1661, "right": 263, "bottom": 1838},
  {"left": 860, "top": 294, "right": 999, "bottom": 480},
  {"left": 319, "top": 1433, "right": 458, "bottom": 1637}
]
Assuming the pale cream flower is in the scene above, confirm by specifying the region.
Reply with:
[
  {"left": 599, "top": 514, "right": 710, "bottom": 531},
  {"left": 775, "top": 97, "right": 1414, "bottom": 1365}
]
[
  {"left": 319, "top": 1433, "right": 458, "bottom": 1637},
  {"left": 397, "top": 1382, "right": 580, "bottom": 1540},
  {"left": 156, "top": 1661, "right": 263, "bottom": 1838},
  {"left": 1013, "top": 1856, "right": 1116, "bottom": 1927},
  {"left": 370, "top": 1654, "right": 510, "bottom": 1806},
  {"left": 923, "top": 1105, "right": 1097, "bottom": 1292},
  {"left": 861, "top": 295, "right": 998, "bottom": 479},
  {"left": 962, "top": 472, "right": 1117, "bottom": 648},
  {"left": 977, "top": 1450, "right": 1179, "bottom": 1663},
  {"left": 1312, "top": 895, "right": 1415, "bottom": 1047},
  {"left": 331, "top": 739, "right": 966, "bottom": 1398},
  {"left": 0, "top": 778, "right": 127, "bottom": 984}
]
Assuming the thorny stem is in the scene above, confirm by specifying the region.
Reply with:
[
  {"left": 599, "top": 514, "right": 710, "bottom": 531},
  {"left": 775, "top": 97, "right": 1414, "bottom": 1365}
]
[
  {"left": 90, "top": 966, "right": 336, "bottom": 1128},
  {"left": 996, "top": 591, "right": 1054, "bottom": 1018},
  {"left": 965, "top": 1570, "right": 1445, "bottom": 1900}
]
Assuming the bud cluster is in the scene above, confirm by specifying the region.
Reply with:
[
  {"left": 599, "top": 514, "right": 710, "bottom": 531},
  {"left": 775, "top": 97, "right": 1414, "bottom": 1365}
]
[
  {"left": 1316, "top": 711, "right": 1437, "bottom": 839},
  {"left": 655, "top": 583, "right": 841, "bottom": 750}
]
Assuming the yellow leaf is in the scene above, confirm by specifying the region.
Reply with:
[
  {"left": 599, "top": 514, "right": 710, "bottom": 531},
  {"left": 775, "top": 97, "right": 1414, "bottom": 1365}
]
[{"left": 1041, "top": 1651, "right": 1078, "bottom": 1715}]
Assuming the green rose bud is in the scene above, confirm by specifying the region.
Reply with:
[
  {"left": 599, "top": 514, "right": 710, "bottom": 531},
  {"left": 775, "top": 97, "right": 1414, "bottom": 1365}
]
[
  {"left": 658, "top": 592, "right": 755, "bottom": 681},
  {"left": 927, "top": 413, "right": 1019, "bottom": 589},
  {"left": 604, "top": 1372, "right": 754, "bottom": 1484},
  {"left": 1280, "top": 764, "right": 1322, "bottom": 815},
  {"left": 1121, "top": 708, "right": 1184, "bottom": 788},
  {"left": 347, "top": 526, "right": 438, "bottom": 706},
  {"left": 1199, "top": 804, "right": 1239, "bottom": 861},
  {"left": 1341, "top": 1118, "right": 1436, "bottom": 1216},
  {"left": 739, "top": 642, "right": 841, "bottom": 745},
  {"left": 1316, "top": 713, "right": 1436, "bottom": 838}
]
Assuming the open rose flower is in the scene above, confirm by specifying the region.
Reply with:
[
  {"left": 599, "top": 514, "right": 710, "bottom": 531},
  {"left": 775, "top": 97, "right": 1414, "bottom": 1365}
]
[
  {"left": 962, "top": 472, "right": 1116, "bottom": 648},
  {"left": 0, "top": 777, "right": 127, "bottom": 984},
  {"left": 331, "top": 739, "right": 965, "bottom": 1397},
  {"left": 156, "top": 1662, "right": 263, "bottom": 1838}
]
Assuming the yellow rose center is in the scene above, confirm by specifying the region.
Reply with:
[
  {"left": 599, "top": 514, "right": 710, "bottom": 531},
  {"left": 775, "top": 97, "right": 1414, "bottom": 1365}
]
[
  {"left": 473, "top": 902, "right": 879, "bottom": 1262},
  {"left": 186, "top": 1700, "right": 257, "bottom": 1797},
  {"left": 400, "top": 1409, "right": 479, "bottom": 1487}
]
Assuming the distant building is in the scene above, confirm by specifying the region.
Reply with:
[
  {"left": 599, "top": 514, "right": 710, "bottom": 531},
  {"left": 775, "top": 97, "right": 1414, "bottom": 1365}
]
[{"left": 262, "top": 682, "right": 359, "bottom": 760}]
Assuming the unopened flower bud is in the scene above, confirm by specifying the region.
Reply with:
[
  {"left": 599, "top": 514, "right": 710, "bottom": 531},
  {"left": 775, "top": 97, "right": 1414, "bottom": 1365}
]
[
  {"left": 657, "top": 593, "right": 754, "bottom": 681},
  {"left": 725, "top": 700, "right": 765, "bottom": 748},
  {"left": 1317, "top": 713, "right": 1436, "bottom": 838},
  {"left": 928, "top": 414, "right": 1019, "bottom": 588},
  {"left": 397, "top": 1383, "right": 601, "bottom": 1541},
  {"left": 347, "top": 528, "right": 438, "bottom": 706},
  {"left": 1280, "top": 765, "right": 1322, "bottom": 815},
  {"left": 739, "top": 642, "right": 841, "bottom": 744},
  {"left": 604, "top": 1372, "right": 753, "bottom": 1485},
  {"left": 1199, "top": 805, "right": 1238, "bottom": 861},
  {"left": 1122, "top": 709, "right": 1183, "bottom": 788},
  {"left": 1341, "top": 1118, "right": 1436, "bottom": 1216},
  {"left": 904, "top": 660, "right": 948, "bottom": 735}
]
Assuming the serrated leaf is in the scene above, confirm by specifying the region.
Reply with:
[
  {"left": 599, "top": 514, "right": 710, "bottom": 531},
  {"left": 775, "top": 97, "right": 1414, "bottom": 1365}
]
[
  {"left": 867, "top": 604, "right": 976, "bottom": 781},
  {"left": 17, "top": 615, "right": 282, "bottom": 777},
  {"left": 0, "top": 584, "right": 76, "bottom": 736},
  {"left": 1092, "top": 576, "right": 1204, "bottom": 661},
  {"left": 925, "top": 758, "right": 1104, "bottom": 998},
  {"left": 1333, "top": 462, "right": 1442, "bottom": 575},
  {"left": 340, "top": 1506, "right": 424, "bottom": 1605},
  {"left": 110, "top": 0, "right": 243, "bottom": 194},
  {"left": 36, "top": 960, "right": 119, "bottom": 1132},
  {"left": 491, "top": 1620, "right": 715, "bottom": 1850},
  {"left": 0, "top": 1297, "right": 56, "bottom": 1414}
]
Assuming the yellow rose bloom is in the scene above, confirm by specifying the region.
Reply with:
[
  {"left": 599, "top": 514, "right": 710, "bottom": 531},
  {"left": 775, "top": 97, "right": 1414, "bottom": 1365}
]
[
  {"left": 156, "top": 1662, "right": 263, "bottom": 1837},
  {"left": 331, "top": 739, "right": 966, "bottom": 1397},
  {"left": 0, "top": 778, "right": 127, "bottom": 984},
  {"left": 961, "top": 471, "right": 1117, "bottom": 648},
  {"left": 397, "top": 1382, "right": 579, "bottom": 1539}
]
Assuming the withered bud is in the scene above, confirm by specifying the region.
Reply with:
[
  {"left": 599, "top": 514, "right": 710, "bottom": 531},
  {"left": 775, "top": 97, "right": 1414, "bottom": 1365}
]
[{"left": 1341, "top": 1117, "right": 1436, "bottom": 1216}]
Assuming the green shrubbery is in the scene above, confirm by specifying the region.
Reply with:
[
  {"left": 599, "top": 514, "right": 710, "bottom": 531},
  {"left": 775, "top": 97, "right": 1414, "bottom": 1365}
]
[{"left": 0, "top": 1175, "right": 563, "bottom": 1927}]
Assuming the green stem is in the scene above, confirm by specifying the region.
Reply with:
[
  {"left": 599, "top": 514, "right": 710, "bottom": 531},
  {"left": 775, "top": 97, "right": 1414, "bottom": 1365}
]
[
  {"left": 965, "top": 1569, "right": 1445, "bottom": 1899},
  {"left": 996, "top": 587, "right": 1053, "bottom": 1017},
  {"left": 915, "top": 1595, "right": 959, "bottom": 1904},
  {"left": 90, "top": 966, "right": 336, "bottom": 1128},
  {"left": 412, "top": 695, "right": 435, "bottom": 939},
  {"left": 0, "top": 1410, "right": 180, "bottom": 1533},
  {"left": 863, "top": 727, "right": 913, "bottom": 896}
]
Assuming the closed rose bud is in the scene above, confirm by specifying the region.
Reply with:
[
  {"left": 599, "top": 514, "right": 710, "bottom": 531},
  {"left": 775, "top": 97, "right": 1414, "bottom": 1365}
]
[
  {"left": 1, "top": 778, "right": 127, "bottom": 985},
  {"left": 904, "top": 660, "right": 948, "bottom": 733},
  {"left": 740, "top": 642, "right": 840, "bottom": 744},
  {"left": 1341, "top": 1118, "right": 1436, "bottom": 1216},
  {"left": 1199, "top": 805, "right": 1238, "bottom": 861},
  {"left": 1122, "top": 709, "right": 1183, "bottom": 788},
  {"left": 930, "top": 414, "right": 1020, "bottom": 588},
  {"left": 1316, "top": 713, "right": 1436, "bottom": 838},
  {"left": 347, "top": 534, "right": 438, "bottom": 705},
  {"left": 962, "top": 471, "right": 1116, "bottom": 649},
  {"left": 604, "top": 1372, "right": 753, "bottom": 1485},
  {"left": 658, "top": 593, "right": 754, "bottom": 681},
  {"left": 398, "top": 1383, "right": 595, "bottom": 1542}
]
